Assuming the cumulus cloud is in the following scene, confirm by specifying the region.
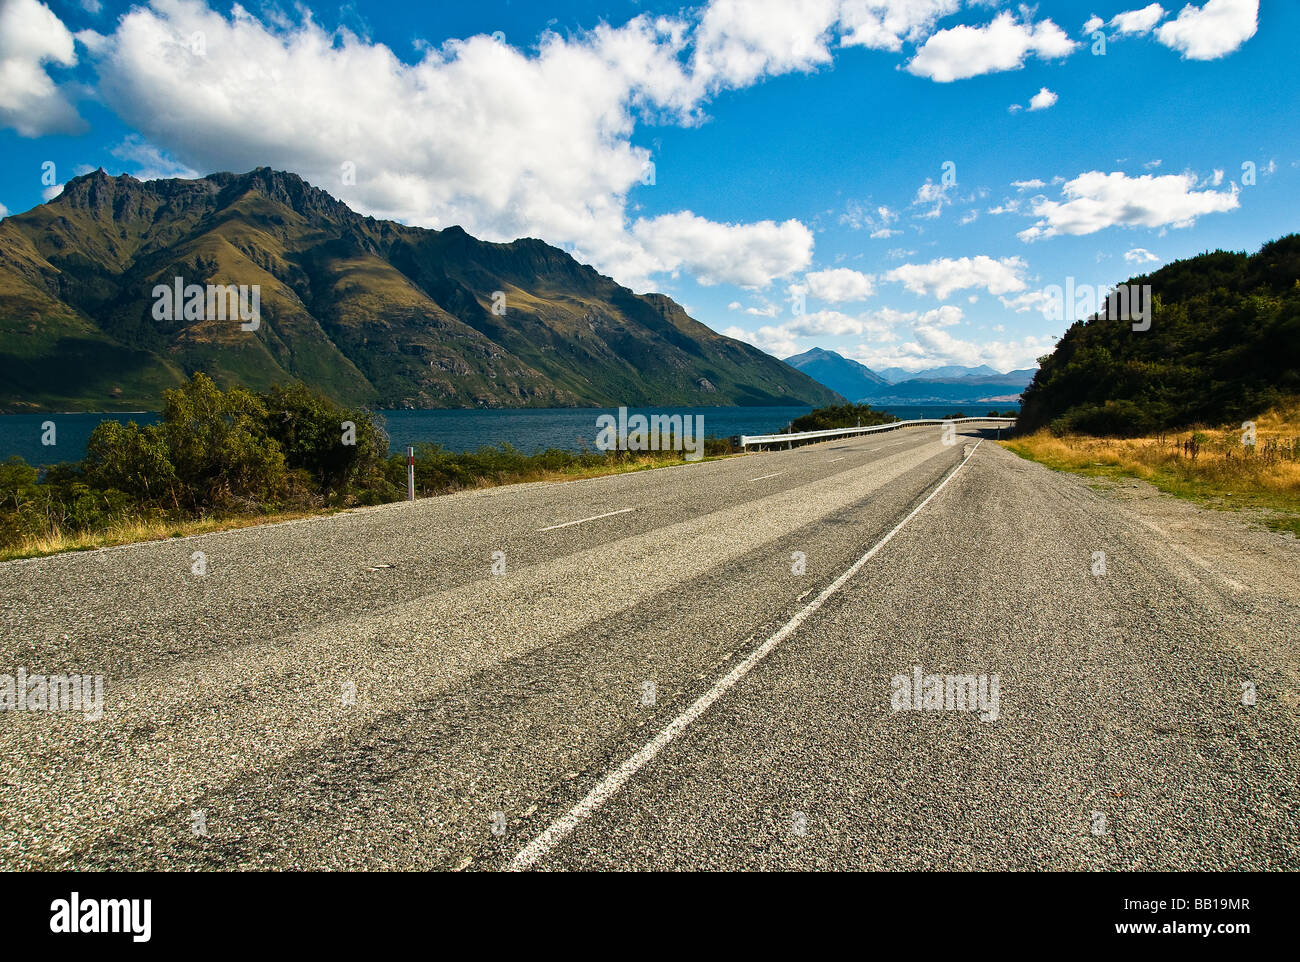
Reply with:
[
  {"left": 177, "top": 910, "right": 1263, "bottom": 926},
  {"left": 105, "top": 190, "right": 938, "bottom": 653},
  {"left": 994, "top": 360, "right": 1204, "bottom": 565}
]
[
  {"left": 64, "top": 0, "right": 986, "bottom": 293},
  {"left": 0, "top": 201, "right": 8, "bottom": 218},
  {"left": 885, "top": 255, "right": 1028, "bottom": 299},
  {"left": 905, "top": 11, "right": 1077, "bottom": 82},
  {"left": 799, "top": 267, "right": 876, "bottom": 302},
  {"left": 1124, "top": 247, "right": 1162, "bottom": 264},
  {"left": 852, "top": 327, "right": 1054, "bottom": 374},
  {"left": 0, "top": 0, "right": 84, "bottom": 136},
  {"left": 1018, "top": 170, "right": 1239, "bottom": 241},
  {"left": 1155, "top": 0, "right": 1257, "bottom": 60},
  {"left": 839, "top": 0, "right": 962, "bottom": 51},
  {"left": 998, "top": 289, "right": 1056, "bottom": 315},
  {"left": 73, "top": 0, "right": 836, "bottom": 291},
  {"left": 1027, "top": 87, "right": 1058, "bottom": 111},
  {"left": 690, "top": 0, "right": 839, "bottom": 90},
  {"left": 632, "top": 212, "right": 813, "bottom": 287},
  {"left": 1110, "top": 4, "right": 1166, "bottom": 34}
]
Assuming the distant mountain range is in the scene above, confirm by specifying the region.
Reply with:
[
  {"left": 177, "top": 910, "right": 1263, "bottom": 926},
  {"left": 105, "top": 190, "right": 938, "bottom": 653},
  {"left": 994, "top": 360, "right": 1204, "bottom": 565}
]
[
  {"left": 784, "top": 348, "right": 1033, "bottom": 405},
  {"left": 0, "top": 168, "right": 842, "bottom": 412},
  {"left": 783, "top": 347, "right": 889, "bottom": 402}
]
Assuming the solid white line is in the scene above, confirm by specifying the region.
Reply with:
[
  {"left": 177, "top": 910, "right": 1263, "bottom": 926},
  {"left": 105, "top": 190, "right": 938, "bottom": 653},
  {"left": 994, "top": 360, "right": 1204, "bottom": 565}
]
[
  {"left": 537, "top": 507, "right": 636, "bottom": 532},
  {"left": 745, "top": 472, "right": 785, "bottom": 482},
  {"left": 824, "top": 457, "right": 846, "bottom": 463},
  {"left": 507, "top": 440, "right": 983, "bottom": 871}
]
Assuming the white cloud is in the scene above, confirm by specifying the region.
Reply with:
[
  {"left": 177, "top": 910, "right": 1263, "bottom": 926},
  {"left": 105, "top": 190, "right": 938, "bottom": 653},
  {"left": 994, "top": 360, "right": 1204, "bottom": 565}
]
[
  {"left": 852, "top": 327, "right": 1054, "bottom": 374},
  {"left": 800, "top": 267, "right": 876, "bottom": 302},
  {"left": 1027, "top": 87, "right": 1058, "bottom": 111},
  {"left": 40, "top": 183, "right": 63, "bottom": 201},
  {"left": 721, "top": 324, "right": 800, "bottom": 357},
  {"left": 0, "top": 201, "right": 8, "bottom": 218},
  {"left": 1124, "top": 247, "right": 1161, "bottom": 264},
  {"left": 1012, "top": 178, "right": 1046, "bottom": 191},
  {"left": 998, "top": 290, "right": 1057, "bottom": 316},
  {"left": 111, "top": 135, "right": 200, "bottom": 180},
  {"left": 885, "top": 255, "right": 1028, "bottom": 299},
  {"left": 838, "top": 0, "right": 961, "bottom": 51},
  {"left": 632, "top": 212, "right": 813, "bottom": 287},
  {"left": 912, "top": 177, "right": 955, "bottom": 218},
  {"left": 1018, "top": 170, "right": 1239, "bottom": 241},
  {"left": 690, "top": 0, "right": 838, "bottom": 91},
  {"left": 1154, "top": 0, "right": 1257, "bottom": 60},
  {"left": 839, "top": 199, "right": 898, "bottom": 232},
  {"left": 920, "top": 304, "right": 963, "bottom": 327},
  {"left": 905, "top": 11, "right": 1077, "bottom": 82},
  {"left": 78, "top": 0, "right": 841, "bottom": 291},
  {"left": 0, "top": 0, "right": 83, "bottom": 136},
  {"left": 1083, "top": 15, "right": 1105, "bottom": 33},
  {"left": 1110, "top": 4, "right": 1166, "bottom": 35}
]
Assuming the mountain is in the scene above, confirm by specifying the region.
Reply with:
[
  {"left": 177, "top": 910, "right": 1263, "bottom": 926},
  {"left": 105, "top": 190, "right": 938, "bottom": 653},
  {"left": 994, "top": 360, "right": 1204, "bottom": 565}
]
[
  {"left": 787, "top": 348, "right": 1032, "bottom": 404},
  {"left": 876, "top": 364, "right": 1003, "bottom": 383},
  {"left": 1019, "top": 234, "right": 1300, "bottom": 435},
  {"left": 0, "top": 168, "right": 843, "bottom": 413},
  {"left": 783, "top": 347, "right": 889, "bottom": 402}
]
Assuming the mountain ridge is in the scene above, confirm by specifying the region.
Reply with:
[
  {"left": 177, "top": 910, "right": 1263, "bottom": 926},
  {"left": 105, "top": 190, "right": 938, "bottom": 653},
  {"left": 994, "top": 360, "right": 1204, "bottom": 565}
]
[{"left": 0, "top": 168, "right": 844, "bottom": 413}]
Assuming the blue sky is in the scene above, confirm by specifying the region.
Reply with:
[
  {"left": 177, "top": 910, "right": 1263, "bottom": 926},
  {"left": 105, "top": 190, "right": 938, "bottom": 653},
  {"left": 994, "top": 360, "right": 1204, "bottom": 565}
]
[{"left": 0, "top": 0, "right": 1292, "bottom": 373}]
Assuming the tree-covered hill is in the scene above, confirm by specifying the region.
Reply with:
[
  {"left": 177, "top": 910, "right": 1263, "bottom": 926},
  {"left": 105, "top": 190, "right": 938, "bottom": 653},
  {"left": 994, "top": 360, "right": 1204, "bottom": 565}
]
[{"left": 1019, "top": 234, "right": 1300, "bottom": 436}]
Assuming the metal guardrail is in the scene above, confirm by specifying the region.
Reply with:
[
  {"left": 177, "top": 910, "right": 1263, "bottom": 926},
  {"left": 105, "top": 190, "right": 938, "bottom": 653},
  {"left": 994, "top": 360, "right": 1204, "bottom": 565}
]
[{"left": 740, "top": 416, "right": 1017, "bottom": 449}]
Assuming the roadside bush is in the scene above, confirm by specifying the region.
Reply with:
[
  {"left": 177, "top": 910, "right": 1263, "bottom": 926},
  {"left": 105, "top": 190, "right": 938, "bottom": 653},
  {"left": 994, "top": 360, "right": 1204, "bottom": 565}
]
[{"left": 263, "top": 382, "right": 389, "bottom": 496}]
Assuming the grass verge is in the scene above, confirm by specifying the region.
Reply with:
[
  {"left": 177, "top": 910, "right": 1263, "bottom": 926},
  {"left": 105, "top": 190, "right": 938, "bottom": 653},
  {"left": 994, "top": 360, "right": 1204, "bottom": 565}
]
[{"left": 1001, "top": 403, "right": 1300, "bottom": 537}]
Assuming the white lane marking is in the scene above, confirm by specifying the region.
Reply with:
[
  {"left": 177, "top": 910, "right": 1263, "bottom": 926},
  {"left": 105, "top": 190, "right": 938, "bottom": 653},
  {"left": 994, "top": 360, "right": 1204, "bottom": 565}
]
[
  {"left": 745, "top": 472, "right": 784, "bottom": 482},
  {"left": 508, "top": 441, "right": 983, "bottom": 871},
  {"left": 536, "top": 507, "right": 636, "bottom": 532},
  {"left": 825, "top": 457, "right": 846, "bottom": 463}
]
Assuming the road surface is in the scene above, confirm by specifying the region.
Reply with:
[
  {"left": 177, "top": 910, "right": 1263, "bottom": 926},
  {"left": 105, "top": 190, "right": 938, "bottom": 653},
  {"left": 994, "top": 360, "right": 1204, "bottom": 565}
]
[{"left": 1, "top": 424, "right": 1297, "bottom": 870}]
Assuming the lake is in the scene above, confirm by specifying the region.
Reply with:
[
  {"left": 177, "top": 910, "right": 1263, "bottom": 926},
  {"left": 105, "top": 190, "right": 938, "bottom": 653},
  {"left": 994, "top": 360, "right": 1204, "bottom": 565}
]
[{"left": 0, "top": 403, "right": 1017, "bottom": 466}]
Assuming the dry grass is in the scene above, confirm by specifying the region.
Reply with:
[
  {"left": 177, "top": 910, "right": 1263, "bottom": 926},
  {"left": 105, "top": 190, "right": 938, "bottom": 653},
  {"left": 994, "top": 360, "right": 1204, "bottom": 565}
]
[
  {"left": 1003, "top": 400, "right": 1300, "bottom": 535},
  {"left": 0, "top": 450, "right": 736, "bottom": 563}
]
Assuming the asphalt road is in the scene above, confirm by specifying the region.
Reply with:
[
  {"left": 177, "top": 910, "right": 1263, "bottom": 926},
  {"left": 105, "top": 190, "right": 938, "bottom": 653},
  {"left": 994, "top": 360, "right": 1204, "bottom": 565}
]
[{"left": 1, "top": 423, "right": 1297, "bottom": 871}]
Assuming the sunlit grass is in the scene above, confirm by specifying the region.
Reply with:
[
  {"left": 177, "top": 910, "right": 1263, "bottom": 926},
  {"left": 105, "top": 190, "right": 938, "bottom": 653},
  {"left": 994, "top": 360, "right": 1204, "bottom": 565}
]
[{"left": 1002, "top": 400, "right": 1300, "bottom": 536}]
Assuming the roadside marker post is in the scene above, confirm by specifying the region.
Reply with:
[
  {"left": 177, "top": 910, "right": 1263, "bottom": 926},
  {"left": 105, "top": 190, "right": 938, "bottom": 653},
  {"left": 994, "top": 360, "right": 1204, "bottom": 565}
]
[{"left": 407, "top": 445, "right": 415, "bottom": 502}]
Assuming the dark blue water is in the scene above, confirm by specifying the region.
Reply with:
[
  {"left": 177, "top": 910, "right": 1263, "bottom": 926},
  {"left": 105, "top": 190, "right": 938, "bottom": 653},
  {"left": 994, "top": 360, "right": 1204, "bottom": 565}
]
[{"left": 0, "top": 403, "right": 1017, "bottom": 466}]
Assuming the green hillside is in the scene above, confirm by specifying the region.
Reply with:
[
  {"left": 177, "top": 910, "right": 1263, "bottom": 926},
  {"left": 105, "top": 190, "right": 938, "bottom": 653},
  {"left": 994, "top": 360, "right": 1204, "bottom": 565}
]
[
  {"left": 1019, "top": 234, "right": 1300, "bottom": 435},
  {"left": 0, "top": 168, "right": 843, "bottom": 412}
]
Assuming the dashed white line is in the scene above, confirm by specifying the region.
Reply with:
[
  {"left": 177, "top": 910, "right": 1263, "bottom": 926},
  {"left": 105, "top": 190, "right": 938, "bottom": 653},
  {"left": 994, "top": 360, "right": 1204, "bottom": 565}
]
[
  {"left": 745, "top": 472, "right": 784, "bottom": 482},
  {"left": 825, "top": 457, "right": 846, "bottom": 463},
  {"left": 507, "top": 440, "right": 984, "bottom": 871},
  {"left": 537, "top": 507, "right": 636, "bottom": 531}
]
